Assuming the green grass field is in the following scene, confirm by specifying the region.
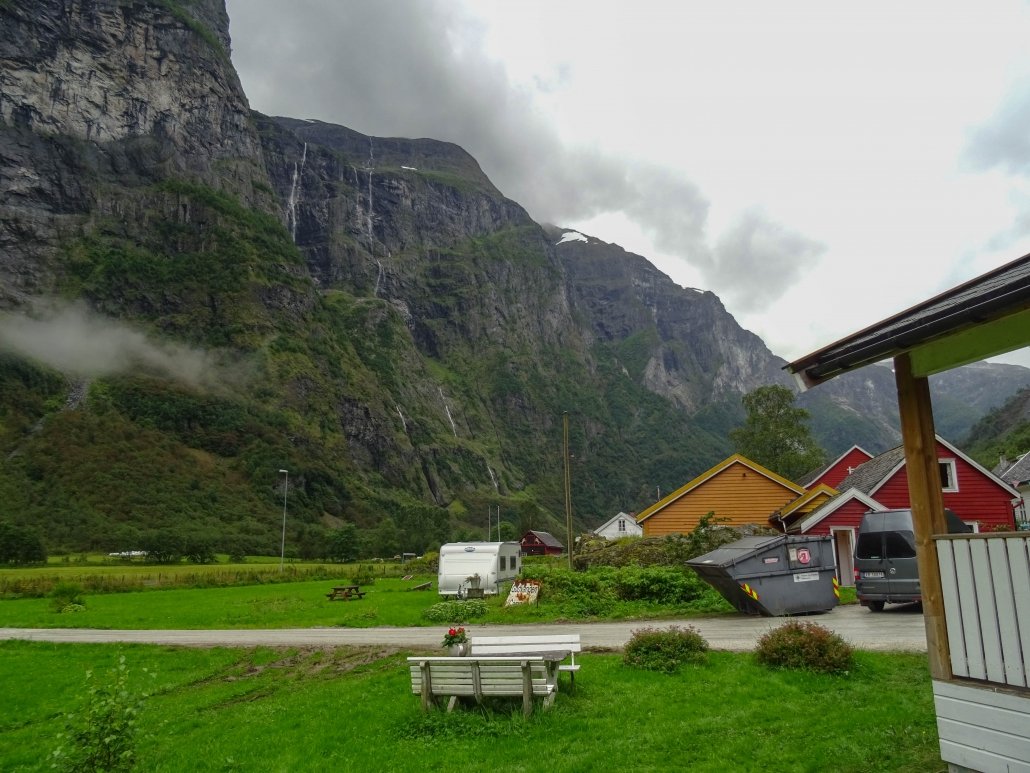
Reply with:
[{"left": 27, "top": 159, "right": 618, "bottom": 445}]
[
  {"left": 0, "top": 574, "right": 746, "bottom": 629},
  {"left": 0, "top": 641, "right": 940, "bottom": 773}
]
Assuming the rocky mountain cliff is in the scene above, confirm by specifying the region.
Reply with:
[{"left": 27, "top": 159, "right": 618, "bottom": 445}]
[{"left": 0, "top": 0, "right": 1026, "bottom": 555}]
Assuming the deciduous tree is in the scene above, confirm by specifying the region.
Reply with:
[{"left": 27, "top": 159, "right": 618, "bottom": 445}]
[{"left": 730, "top": 385, "right": 826, "bottom": 482}]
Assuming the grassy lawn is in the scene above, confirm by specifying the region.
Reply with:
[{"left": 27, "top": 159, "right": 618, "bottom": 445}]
[
  {"left": 0, "top": 575, "right": 743, "bottom": 629},
  {"left": 0, "top": 641, "right": 940, "bottom": 772}
]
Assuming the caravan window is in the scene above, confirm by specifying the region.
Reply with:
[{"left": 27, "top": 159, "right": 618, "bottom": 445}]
[{"left": 499, "top": 556, "right": 506, "bottom": 571}]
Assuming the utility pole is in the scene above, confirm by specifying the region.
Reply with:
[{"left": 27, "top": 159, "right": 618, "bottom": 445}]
[{"left": 563, "top": 411, "right": 573, "bottom": 570}]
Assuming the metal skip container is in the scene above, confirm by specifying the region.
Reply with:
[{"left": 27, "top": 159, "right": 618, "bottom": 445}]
[{"left": 686, "top": 535, "right": 840, "bottom": 616}]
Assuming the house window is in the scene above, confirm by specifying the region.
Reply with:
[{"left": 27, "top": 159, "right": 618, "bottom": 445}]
[
  {"left": 618, "top": 519, "right": 626, "bottom": 532},
  {"left": 939, "top": 459, "right": 959, "bottom": 492}
]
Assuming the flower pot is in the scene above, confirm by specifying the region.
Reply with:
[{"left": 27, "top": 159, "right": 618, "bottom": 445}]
[{"left": 447, "top": 643, "right": 468, "bottom": 656}]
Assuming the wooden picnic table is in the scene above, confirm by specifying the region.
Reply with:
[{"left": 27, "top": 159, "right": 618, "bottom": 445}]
[{"left": 326, "top": 585, "right": 365, "bottom": 601}]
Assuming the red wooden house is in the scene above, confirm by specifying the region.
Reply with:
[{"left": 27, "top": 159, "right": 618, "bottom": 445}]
[
  {"left": 780, "top": 436, "right": 1018, "bottom": 584},
  {"left": 519, "top": 530, "right": 564, "bottom": 557},
  {"left": 799, "top": 445, "right": 874, "bottom": 489}
]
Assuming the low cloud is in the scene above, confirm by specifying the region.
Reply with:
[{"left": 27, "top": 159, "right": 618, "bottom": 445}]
[
  {"left": 963, "top": 80, "right": 1030, "bottom": 176},
  {"left": 0, "top": 302, "right": 226, "bottom": 389},
  {"left": 707, "top": 210, "right": 826, "bottom": 312}
]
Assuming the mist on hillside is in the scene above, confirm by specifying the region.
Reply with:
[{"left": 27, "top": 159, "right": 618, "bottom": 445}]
[{"left": 0, "top": 301, "right": 231, "bottom": 390}]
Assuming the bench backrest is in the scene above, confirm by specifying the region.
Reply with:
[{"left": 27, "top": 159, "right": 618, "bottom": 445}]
[
  {"left": 468, "top": 634, "right": 581, "bottom": 656},
  {"left": 407, "top": 657, "right": 551, "bottom": 697}
]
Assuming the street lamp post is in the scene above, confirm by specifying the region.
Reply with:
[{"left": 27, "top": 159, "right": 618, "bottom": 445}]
[{"left": 278, "top": 469, "right": 289, "bottom": 572}]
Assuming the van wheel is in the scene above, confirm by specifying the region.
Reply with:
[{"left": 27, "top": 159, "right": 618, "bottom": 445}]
[{"left": 868, "top": 601, "right": 885, "bottom": 612}]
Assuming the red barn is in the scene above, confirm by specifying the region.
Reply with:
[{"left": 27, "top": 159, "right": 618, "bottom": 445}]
[
  {"left": 800, "top": 445, "right": 874, "bottom": 489},
  {"left": 520, "top": 530, "right": 564, "bottom": 557}
]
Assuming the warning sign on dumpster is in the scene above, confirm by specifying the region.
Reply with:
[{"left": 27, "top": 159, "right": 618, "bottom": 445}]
[{"left": 505, "top": 579, "right": 540, "bottom": 606}]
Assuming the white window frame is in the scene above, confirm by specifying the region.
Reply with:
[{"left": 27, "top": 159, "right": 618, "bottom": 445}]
[
  {"left": 939, "top": 459, "right": 959, "bottom": 492},
  {"left": 617, "top": 519, "right": 626, "bottom": 532}
]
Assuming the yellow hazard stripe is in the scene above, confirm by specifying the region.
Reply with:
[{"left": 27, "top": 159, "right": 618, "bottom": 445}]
[
  {"left": 832, "top": 576, "right": 840, "bottom": 598},
  {"left": 741, "top": 583, "right": 759, "bottom": 601}
]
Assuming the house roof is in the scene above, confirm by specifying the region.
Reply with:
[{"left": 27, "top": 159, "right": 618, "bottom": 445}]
[
  {"left": 837, "top": 446, "right": 907, "bottom": 495},
  {"left": 795, "top": 489, "right": 887, "bottom": 533},
  {"left": 772, "top": 484, "right": 839, "bottom": 529},
  {"left": 799, "top": 445, "right": 875, "bottom": 488},
  {"left": 521, "top": 530, "right": 564, "bottom": 548},
  {"left": 786, "top": 252, "right": 1030, "bottom": 388},
  {"left": 636, "top": 454, "right": 806, "bottom": 524},
  {"left": 835, "top": 435, "right": 1019, "bottom": 498},
  {"left": 592, "top": 511, "right": 638, "bottom": 534},
  {"left": 998, "top": 450, "right": 1030, "bottom": 487}
]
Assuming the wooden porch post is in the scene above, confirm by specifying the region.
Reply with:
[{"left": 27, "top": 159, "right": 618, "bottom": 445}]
[{"left": 894, "top": 353, "right": 952, "bottom": 680}]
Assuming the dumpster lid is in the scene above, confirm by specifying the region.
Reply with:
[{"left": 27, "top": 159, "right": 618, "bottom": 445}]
[{"left": 686, "top": 535, "right": 785, "bottom": 568}]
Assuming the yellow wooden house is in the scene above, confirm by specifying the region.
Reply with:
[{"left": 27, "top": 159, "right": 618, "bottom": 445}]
[
  {"left": 769, "top": 483, "right": 839, "bottom": 532},
  {"left": 636, "top": 454, "right": 806, "bottom": 535}
]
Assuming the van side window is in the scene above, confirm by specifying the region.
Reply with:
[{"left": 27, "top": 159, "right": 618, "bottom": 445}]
[
  {"left": 884, "top": 531, "right": 917, "bottom": 559},
  {"left": 856, "top": 533, "right": 882, "bottom": 559},
  {"left": 499, "top": 557, "right": 506, "bottom": 571}
]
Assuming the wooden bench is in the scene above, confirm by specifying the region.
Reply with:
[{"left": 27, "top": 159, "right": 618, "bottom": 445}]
[
  {"left": 326, "top": 585, "right": 365, "bottom": 601},
  {"left": 407, "top": 656, "right": 556, "bottom": 716},
  {"left": 469, "top": 633, "right": 582, "bottom": 688},
  {"left": 408, "top": 581, "right": 432, "bottom": 591}
]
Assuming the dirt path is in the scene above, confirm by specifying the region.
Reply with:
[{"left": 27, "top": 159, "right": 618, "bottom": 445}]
[{"left": 0, "top": 603, "right": 926, "bottom": 651}]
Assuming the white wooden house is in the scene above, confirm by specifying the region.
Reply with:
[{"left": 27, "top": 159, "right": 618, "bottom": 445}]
[
  {"left": 592, "top": 511, "right": 643, "bottom": 539},
  {"left": 788, "top": 252, "right": 1030, "bottom": 773}
]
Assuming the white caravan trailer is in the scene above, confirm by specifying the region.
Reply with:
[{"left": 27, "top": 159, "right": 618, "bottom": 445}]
[{"left": 437, "top": 542, "right": 521, "bottom": 597}]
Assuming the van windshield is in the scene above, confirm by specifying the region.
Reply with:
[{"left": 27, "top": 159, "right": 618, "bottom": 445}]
[{"left": 884, "top": 531, "right": 917, "bottom": 558}]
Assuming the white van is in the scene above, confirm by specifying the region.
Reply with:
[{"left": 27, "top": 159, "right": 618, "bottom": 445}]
[{"left": 437, "top": 542, "right": 521, "bottom": 597}]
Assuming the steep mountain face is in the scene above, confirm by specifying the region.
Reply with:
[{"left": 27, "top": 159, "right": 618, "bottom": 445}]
[
  {"left": 963, "top": 387, "right": 1030, "bottom": 467},
  {"left": 553, "top": 230, "right": 788, "bottom": 412},
  {"left": 0, "top": 0, "right": 1026, "bottom": 556},
  {"left": 0, "top": 0, "right": 273, "bottom": 306}
]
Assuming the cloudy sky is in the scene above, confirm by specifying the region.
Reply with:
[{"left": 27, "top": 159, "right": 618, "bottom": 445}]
[{"left": 225, "top": 0, "right": 1030, "bottom": 367}]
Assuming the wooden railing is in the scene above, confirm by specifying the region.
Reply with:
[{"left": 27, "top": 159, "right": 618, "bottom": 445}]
[{"left": 935, "top": 533, "right": 1030, "bottom": 688}]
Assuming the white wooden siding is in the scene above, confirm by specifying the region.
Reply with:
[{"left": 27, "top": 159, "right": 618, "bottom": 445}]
[
  {"left": 933, "top": 680, "right": 1030, "bottom": 772},
  {"left": 936, "top": 534, "right": 1030, "bottom": 688}
]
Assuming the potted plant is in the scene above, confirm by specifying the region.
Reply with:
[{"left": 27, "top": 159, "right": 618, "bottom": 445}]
[{"left": 442, "top": 626, "right": 469, "bottom": 656}]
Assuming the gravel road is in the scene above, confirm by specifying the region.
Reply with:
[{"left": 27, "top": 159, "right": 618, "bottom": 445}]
[{"left": 0, "top": 602, "right": 926, "bottom": 651}]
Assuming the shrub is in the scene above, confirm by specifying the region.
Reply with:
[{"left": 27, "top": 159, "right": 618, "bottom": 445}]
[
  {"left": 754, "top": 621, "right": 854, "bottom": 674},
  {"left": 614, "top": 565, "right": 707, "bottom": 604},
  {"left": 351, "top": 564, "right": 377, "bottom": 586},
  {"left": 50, "top": 656, "right": 152, "bottom": 772},
  {"left": 623, "top": 626, "right": 709, "bottom": 673},
  {"left": 50, "top": 581, "right": 86, "bottom": 613},
  {"left": 421, "top": 600, "right": 488, "bottom": 623}
]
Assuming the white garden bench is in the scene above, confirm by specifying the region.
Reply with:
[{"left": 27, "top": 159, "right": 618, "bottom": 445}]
[
  {"left": 468, "top": 633, "right": 581, "bottom": 688},
  {"left": 407, "top": 656, "right": 556, "bottom": 716}
]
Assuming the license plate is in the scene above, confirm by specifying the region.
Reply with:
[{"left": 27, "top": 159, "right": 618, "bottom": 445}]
[{"left": 863, "top": 571, "right": 885, "bottom": 579}]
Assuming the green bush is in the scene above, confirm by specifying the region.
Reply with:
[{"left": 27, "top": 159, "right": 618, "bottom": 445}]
[
  {"left": 351, "top": 564, "right": 377, "bottom": 586},
  {"left": 623, "top": 625, "right": 709, "bottom": 673},
  {"left": 50, "top": 656, "right": 152, "bottom": 772},
  {"left": 520, "top": 564, "right": 708, "bottom": 608},
  {"left": 50, "top": 581, "right": 86, "bottom": 613},
  {"left": 403, "top": 551, "right": 438, "bottom": 573},
  {"left": 754, "top": 621, "right": 854, "bottom": 674},
  {"left": 421, "top": 599, "right": 488, "bottom": 623},
  {"left": 614, "top": 565, "right": 707, "bottom": 603}
]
